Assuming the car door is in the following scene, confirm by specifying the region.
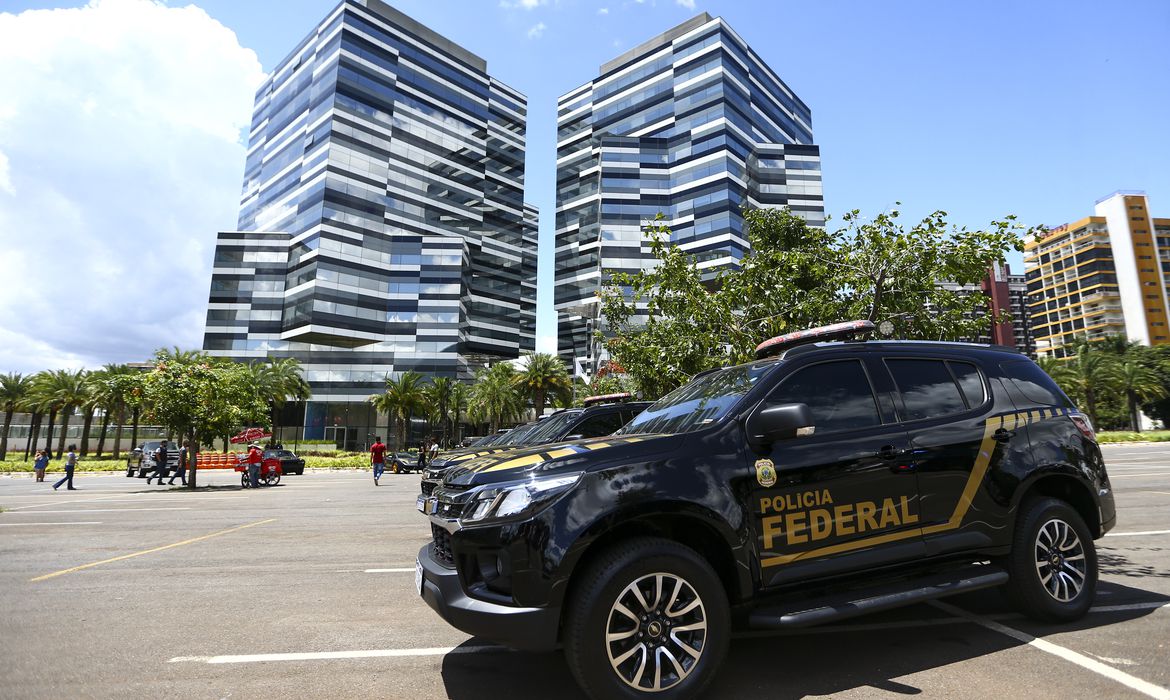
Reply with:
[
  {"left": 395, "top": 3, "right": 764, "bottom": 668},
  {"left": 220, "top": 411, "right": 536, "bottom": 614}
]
[
  {"left": 882, "top": 354, "right": 1015, "bottom": 555},
  {"left": 750, "top": 357, "right": 923, "bottom": 588}
]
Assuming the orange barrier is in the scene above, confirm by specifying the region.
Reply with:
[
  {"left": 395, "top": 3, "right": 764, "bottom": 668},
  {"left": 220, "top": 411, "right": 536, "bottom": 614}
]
[{"left": 196, "top": 453, "right": 245, "bottom": 470}]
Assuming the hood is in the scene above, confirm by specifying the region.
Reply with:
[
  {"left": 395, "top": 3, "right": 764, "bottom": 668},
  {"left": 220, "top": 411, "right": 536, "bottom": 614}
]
[
  {"left": 443, "top": 434, "right": 672, "bottom": 487},
  {"left": 430, "top": 445, "right": 516, "bottom": 468}
]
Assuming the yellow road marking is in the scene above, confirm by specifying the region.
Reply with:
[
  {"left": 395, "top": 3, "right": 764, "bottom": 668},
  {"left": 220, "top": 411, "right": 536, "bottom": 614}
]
[{"left": 30, "top": 518, "right": 276, "bottom": 582}]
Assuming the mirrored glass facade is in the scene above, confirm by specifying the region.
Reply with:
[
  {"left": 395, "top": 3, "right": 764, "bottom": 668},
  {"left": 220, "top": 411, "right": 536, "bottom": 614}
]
[
  {"left": 204, "top": 0, "right": 537, "bottom": 410},
  {"left": 555, "top": 13, "right": 824, "bottom": 374}
]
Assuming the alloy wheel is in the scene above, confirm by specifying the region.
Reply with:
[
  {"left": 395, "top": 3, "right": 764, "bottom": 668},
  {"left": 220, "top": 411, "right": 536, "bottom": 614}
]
[
  {"left": 1034, "top": 518, "right": 1087, "bottom": 602},
  {"left": 605, "top": 572, "right": 707, "bottom": 692}
]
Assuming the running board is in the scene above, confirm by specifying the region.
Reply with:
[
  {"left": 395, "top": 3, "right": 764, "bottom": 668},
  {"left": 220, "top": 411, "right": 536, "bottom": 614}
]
[{"left": 748, "top": 566, "right": 1009, "bottom": 629}]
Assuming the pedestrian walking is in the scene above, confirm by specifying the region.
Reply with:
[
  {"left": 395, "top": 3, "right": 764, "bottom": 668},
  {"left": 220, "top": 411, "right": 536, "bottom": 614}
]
[
  {"left": 246, "top": 442, "right": 263, "bottom": 489},
  {"left": 427, "top": 436, "right": 439, "bottom": 465},
  {"left": 168, "top": 440, "right": 189, "bottom": 486},
  {"left": 146, "top": 439, "right": 170, "bottom": 485},
  {"left": 52, "top": 445, "right": 78, "bottom": 491},
  {"left": 33, "top": 449, "right": 49, "bottom": 482},
  {"left": 370, "top": 436, "right": 386, "bottom": 485},
  {"left": 416, "top": 439, "right": 427, "bottom": 472}
]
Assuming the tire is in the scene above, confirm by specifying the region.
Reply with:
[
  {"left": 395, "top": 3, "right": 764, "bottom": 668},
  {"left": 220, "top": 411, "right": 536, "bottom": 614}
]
[
  {"left": 1002, "top": 497, "right": 1097, "bottom": 623},
  {"left": 564, "top": 537, "right": 730, "bottom": 700},
  {"left": 240, "top": 473, "right": 249, "bottom": 489}
]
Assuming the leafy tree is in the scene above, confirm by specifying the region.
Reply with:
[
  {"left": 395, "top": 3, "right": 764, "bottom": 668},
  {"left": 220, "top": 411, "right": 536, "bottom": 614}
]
[
  {"left": 141, "top": 349, "right": 269, "bottom": 488},
  {"left": 0, "top": 373, "right": 32, "bottom": 460},
  {"left": 470, "top": 363, "right": 524, "bottom": 434},
  {"left": 370, "top": 371, "right": 427, "bottom": 450},
  {"left": 91, "top": 364, "right": 138, "bottom": 458},
  {"left": 515, "top": 353, "right": 572, "bottom": 419},
  {"left": 31, "top": 369, "right": 87, "bottom": 458},
  {"left": 599, "top": 207, "right": 1030, "bottom": 397}
]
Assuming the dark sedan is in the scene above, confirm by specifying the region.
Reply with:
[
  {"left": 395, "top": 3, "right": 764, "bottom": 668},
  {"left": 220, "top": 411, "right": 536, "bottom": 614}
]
[{"left": 264, "top": 448, "right": 305, "bottom": 476}]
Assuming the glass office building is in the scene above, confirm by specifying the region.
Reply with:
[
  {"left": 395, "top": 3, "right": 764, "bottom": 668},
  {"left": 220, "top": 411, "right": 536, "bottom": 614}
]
[
  {"left": 204, "top": 0, "right": 536, "bottom": 446},
  {"left": 554, "top": 13, "right": 823, "bottom": 374}
]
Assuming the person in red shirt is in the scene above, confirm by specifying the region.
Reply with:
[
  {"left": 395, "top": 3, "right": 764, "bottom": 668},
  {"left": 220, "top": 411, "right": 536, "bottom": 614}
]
[
  {"left": 370, "top": 436, "right": 387, "bottom": 486},
  {"left": 246, "top": 442, "right": 263, "bottom": 488}
]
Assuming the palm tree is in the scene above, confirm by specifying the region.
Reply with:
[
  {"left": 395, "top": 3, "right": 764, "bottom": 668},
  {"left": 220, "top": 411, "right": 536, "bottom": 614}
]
[
  {"left": 425, "top": 377, "right": 455, "bottom": 447},
  {"left": 371, "top": 371, "right": 427, "bottom": 450},
  {"left": 470, "top": 363, "right": 524, "bottom": 434},
  {"left": 77, "top": 373, "right": 98, "bottom": 456},
  {"left": 40, "top": 369, "right": 88, "bottom": 458},
  {"left": 450, "top": 382, "right": 470, "bottom": 446},
  {"left": 30, "top": 371, "right": 62, "bottom": 457},
  {"left": 515, "top": 353, "right": 572, "bottom": 420},
  {"left": 1118, "top": 358, "right": 1165, "bottom": 432},
  {"left": 0, "top": 373, "right": 32, "bottom": 460},
  {"left": 1062, "top": 342, "right": 1123, "bottom": 429},
  {"left": 254, "top": 358, "right": 310, "bottom": 443}
]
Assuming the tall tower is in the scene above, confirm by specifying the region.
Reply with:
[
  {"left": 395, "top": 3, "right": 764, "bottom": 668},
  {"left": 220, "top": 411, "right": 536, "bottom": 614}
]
[
  {"left": 553, "top": 13, "right": 823, "bottom": 375},
  {"left": 204, "top": 0, "right": 536, "bottom": 445}
]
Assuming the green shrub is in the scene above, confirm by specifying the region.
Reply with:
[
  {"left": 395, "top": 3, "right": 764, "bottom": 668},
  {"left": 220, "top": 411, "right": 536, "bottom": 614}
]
[{"left": 1096, "top": 430, "right": 1170, "bottom": 443}]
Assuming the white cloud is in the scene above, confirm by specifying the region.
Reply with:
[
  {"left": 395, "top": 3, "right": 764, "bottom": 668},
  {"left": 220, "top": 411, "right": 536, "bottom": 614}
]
[
  {"left": 527, "top": 21, "right": 546, "bottom": 39},
  {"left": 675, "top": 0, "right": 696, "bottom": 8},
  {"left": 597, "top": 7, "right": 609, "bottom": 14},
  {"left": 0, "top": 0, "right": 264, "bottom": 374},
  {"left": 500, "top": 0, "right": 546, "bottom": 9}
]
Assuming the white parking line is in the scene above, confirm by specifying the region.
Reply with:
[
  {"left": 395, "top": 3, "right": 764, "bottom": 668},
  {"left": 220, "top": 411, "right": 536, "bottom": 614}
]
[
  {"left": 1108, "top": 473, "right": 1168, "bottom": 478},
  {"left": 333, "top": 567, "right": 415, "bottom": 573},
  {"left": 0, "top": 522, "right": 103, "bottom": 526},
  {"left": 1106, "top": 529, "right": 1170, "bottom": 537},
  {"left": 930, "top": 600, "right": 1170, "bottom": 700},
  {"left": 2, "top": 508, "right": 191, "bottom": 514},
  {"left": 169, "top": 645, "right": 506, "bottom": 664}
]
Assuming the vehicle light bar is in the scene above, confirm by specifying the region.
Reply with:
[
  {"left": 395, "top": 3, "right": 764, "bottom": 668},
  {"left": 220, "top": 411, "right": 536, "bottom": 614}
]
[
  {"left": 754, "top": 320, "right": 876, "bottom": 360},
  {"left": 582, "top": 392, "right": 631, "bottom": 406}
]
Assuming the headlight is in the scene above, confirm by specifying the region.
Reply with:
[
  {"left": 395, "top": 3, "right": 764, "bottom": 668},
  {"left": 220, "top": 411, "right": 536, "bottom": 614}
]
[{"left": 460, "top": 472, "right": 583, "bottom": 525}]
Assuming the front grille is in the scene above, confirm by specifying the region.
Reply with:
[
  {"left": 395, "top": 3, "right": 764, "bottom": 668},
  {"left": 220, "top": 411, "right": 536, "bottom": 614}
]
[
  {"left": 421, "top": 479, "right": 436, "bottom": 496},
  {"left": 431, "top": 524, "right": 454, "bottom": 567}
]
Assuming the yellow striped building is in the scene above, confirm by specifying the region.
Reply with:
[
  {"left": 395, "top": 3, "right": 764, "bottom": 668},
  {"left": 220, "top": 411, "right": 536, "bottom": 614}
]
[{"left": 1024, "top": 191, "right": 1170, "bottom": 357}]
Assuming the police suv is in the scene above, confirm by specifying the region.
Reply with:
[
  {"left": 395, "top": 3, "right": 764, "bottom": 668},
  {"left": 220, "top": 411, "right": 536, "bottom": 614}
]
[{"left": 415, "top": 321, "right": 1115, "bottom": 699}]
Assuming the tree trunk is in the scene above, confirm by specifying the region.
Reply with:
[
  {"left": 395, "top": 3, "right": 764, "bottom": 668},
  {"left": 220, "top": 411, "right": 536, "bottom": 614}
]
[
  {"left": 1129, "top": 391, "right": 1141, "bottom": 432},
  {"left": 25, "top": 411, "right": 41, "bottom": 461},
  {"left": 130, "top": 406, "right": 140, "bottom": 451},
  {"left": 96, "top": 408, "right": 111, "bottom": 457},
  {"left": 44, "top": 408, "right": 58, "bottom": 456},
  {"left": 112, "top": 407, "right": 124, "bottom": 459},
  {"left": 80, "top": 408, "right": 95, "bottom": 456},
  {"left": 187, "top": 430, "right": 198, "bottom": 489},
  {"left": 0, "top": 407, "right": 12, "bottom": 461},
  {"left": 57, "top": 408, "right": 72, "bottom": 458},
  {"left": 534, "top": 388, "right": 546, "bottom": 420}
]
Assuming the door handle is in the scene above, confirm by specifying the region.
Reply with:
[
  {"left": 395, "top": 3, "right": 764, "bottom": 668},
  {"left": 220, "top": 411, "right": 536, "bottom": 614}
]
[
  {"left": 877, "top": 445, "right": 905, "bottom": 460},
  {"left": 993, "top": 428, "right": 1015, "bottom": 443}
]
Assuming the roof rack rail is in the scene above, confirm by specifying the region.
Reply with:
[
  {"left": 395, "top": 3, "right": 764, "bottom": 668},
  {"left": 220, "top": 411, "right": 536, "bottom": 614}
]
[
  {"left": 755, "top": 320, "right": 875, "bottom": 360},
  {"left": 582, "top": 392, "right": 632, "bottom": 406}
]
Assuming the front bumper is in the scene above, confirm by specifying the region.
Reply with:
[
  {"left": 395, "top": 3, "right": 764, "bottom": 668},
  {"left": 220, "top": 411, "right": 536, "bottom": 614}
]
[{"left": 416, "top": 543, "right": 560, "bottom": 652}]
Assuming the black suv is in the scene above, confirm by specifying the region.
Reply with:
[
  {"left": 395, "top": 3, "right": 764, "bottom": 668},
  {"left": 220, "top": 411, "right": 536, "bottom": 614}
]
[
  {"left": 415, "top": 322, "right": 1115, "bottom": 699},
  {"left": 417, "top": 397, "right": 650, "bottom": 500}
]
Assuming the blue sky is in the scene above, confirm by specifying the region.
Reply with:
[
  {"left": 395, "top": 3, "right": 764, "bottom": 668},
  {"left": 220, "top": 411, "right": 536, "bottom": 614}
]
[{"left": 0, "top": 0, "right": 1167, "bottom": 370}]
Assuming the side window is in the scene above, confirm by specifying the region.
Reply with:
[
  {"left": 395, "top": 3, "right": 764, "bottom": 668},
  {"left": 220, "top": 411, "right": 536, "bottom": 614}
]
[
  {"left": 886, "top": 359, "right": 967, "bottom": 421},
  {"left": 1001, "top": 360, "right": 1074, "bottom": 407},
  {"left": 575, "top": 411, "right": 625, "bottom": 438},
  {"left": 948, "top": 361, "right": 988, "bottom": 409},
  {"left": 769, "top": 360, "right": 882, "bottom": 434}
]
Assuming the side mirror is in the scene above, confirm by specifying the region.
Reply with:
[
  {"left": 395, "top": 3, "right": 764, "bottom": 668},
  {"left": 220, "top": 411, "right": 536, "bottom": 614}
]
[{"left": 745, "top": 402, "right": 814, "bottom": 448}]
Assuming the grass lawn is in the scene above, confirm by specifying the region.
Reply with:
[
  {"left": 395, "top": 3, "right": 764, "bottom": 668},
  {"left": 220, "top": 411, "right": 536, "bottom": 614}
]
[{"left": 1095, "top": 430, "right": 1170, "bottom": 443}]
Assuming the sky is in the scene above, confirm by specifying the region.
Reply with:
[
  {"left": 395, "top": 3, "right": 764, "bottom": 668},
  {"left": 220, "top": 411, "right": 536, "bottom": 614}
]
[{"left": 0, "top": 0, "right": 1167, "bottom": 374}]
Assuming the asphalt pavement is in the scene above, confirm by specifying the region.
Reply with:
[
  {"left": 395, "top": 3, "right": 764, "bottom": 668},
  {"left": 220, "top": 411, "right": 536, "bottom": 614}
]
[{"left": 1, "top": 444, "right": 1169, "bottom": 700}]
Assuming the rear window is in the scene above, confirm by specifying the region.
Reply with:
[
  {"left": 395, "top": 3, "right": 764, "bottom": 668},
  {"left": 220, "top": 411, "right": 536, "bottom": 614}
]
[
  {"left": 886, "top": 359, "right": 967, "bottom": 421},
  {"left": 1001, "top": 360, "right": 1074, "bottom": 407}
]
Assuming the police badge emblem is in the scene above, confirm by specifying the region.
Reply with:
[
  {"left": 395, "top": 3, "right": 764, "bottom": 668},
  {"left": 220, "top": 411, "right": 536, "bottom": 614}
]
[{"left": 755, "top": 458, "right": 776, "bottom": 487}]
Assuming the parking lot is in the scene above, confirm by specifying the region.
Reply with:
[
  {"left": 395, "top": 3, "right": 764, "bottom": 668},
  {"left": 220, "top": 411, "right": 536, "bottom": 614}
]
[{"left": 1, "top": 444, "right": 1169, "bottom": 700}]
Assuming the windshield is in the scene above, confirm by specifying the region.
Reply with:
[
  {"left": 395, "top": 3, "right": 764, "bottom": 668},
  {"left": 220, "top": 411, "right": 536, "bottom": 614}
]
[
  {"left": 500, "top": 421, "right": 541, "bottom": 445},
  {"left": 518, "top": 410, "right": 582, "bottom": 444},
  {"left": 619, "top": 363, "right": 774, "bottom": 435}
]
